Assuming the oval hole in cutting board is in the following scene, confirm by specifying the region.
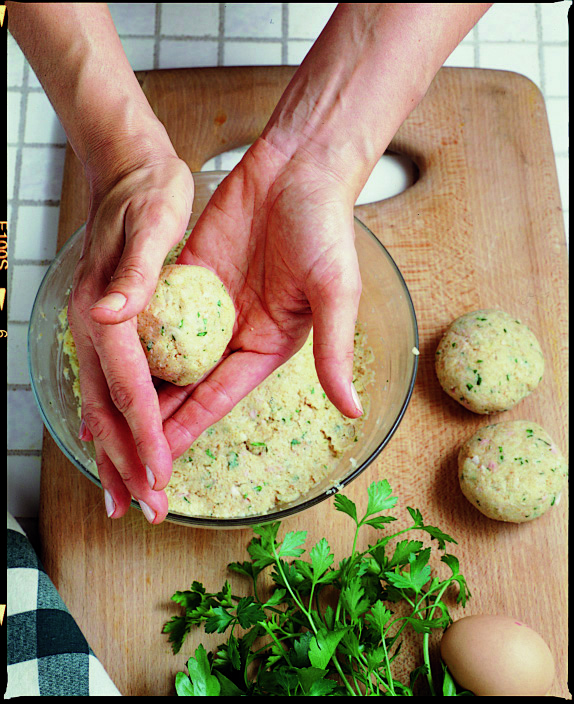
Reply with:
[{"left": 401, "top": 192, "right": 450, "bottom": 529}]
[
  {"left": 201, "top": 148, "right": 418, "bottom": 205},
  {"left": 355, "top": 152, "right": 418, "bottom": 205}
]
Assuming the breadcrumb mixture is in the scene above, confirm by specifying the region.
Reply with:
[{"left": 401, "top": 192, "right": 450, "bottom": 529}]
[{"left": 167, "top": 329, "right": 373, "bottom": 517}]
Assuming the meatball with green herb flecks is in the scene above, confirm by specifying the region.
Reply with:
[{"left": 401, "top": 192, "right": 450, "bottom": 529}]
[
  {"left": 435, "top": 309, "right": 544, "bottom": 414},
  {"left": 458, "top": 420, "right": 568, "bottom": 522},
  {"left": 137, "top": 264, "right": 235, "bottom": 386}
]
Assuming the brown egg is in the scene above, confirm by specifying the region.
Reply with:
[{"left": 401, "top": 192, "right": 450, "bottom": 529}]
[{"left": 440, "top": 614, "right": 555, "bottom": 696}]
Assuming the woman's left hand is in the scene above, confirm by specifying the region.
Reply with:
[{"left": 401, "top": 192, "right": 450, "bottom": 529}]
[{"left": 159, "top": 137, "right": 364, "bottom": 460}]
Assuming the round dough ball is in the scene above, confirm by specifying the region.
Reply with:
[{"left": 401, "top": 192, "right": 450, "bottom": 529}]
[
  {"left": 458, "top": 420, "right": 568, "bottom": 522},
  {"left": 138, "top": 264, "right": 235, "bottom": 386},
  {"left": 435, "top": 309, "right": 544, "bottom": 414}
]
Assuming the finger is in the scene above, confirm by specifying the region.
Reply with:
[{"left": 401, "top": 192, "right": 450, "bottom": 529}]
[
  {"left": 91, "top": 320, "right": 174, "bottom": 491},
  {"left": 94, "top": 430, "right": 170, "bottom": 524},
  {"left": 157, "top": 378, "right": 202, "bottom": 422},
  {"left": 78, "top": 417, "right": 94, "bottom": 443},
  {"left": 162, "top": 350, "right": 284, "bottom": 459},
  {"left": 307, "top": 265, "right": 363, "bottom": 419},
  {"left": 155, "top": 355, "right": 230, "bottom": 421},
  {"left": 89, "top": 199, "right": 191, "bottom": 325},
  {"left": 75, "top": 329, "right": 171, "bottom": 521},
  {"left": 93, "top": 444, "right": 132, "bottom": 519},
  {"left": 85, "top": 396, "right": 171, "bottom": 524}
]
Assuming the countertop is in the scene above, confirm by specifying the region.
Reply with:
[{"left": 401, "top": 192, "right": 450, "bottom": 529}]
[{"left": 7, "top": 2, "right": 569, "bottom": 520}]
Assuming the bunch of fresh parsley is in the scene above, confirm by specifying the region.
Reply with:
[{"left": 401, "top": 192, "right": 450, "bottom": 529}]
[{"left": 163, "top": 479, "right": 472, "bottom": 696}]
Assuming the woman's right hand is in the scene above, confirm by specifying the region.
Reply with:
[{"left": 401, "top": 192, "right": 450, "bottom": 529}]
[
  {"left": 68, "top": 153, "right": 194, "bottom": 523},
  {"left": 7, "top": 1, "right": 197, "bottom": 522}
]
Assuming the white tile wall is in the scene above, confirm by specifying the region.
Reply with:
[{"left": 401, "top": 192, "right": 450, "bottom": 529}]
[{"left": 7, "top": 2, "right": 569, "bottom": 518}]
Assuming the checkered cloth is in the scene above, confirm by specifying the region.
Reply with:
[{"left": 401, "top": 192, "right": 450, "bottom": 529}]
[{"left": 6, "top": 513, "right": 122, "bottom": 697}]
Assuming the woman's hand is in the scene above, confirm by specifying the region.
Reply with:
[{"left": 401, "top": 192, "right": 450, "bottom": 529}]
[
  {"left": 156, "top": 1, "right": 493, "bottom": 462},
  {"left": 159, "top": 138, "right": 363, "bottom": 459},
  {"left": 68, "top": 154, "right": 194, "bottom": 522}
]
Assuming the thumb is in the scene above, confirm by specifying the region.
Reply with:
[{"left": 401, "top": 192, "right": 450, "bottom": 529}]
[
  {"left": 89, "top": 200, "right": 190, "bottom": 324},
  {"left": 307, "top": 261, "right": 363, "bottom": 419}
]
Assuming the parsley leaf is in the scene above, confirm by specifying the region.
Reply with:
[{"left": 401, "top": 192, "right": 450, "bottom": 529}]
[{"left": 179, "top": 645, "right": 220, "bottom": 696}]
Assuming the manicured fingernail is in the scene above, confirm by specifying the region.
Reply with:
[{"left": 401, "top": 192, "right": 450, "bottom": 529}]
[
  {"left": 91, "top": 292, "right": 127, "bottom": 312},
  {"left": 146, "top": 465, "right": 156, "bottom": 490},
  {"left": 351, "top": 382, "right": 363, "bottom": 415},
  {"left": 78, "top": 419, "right": 90, "bottom": 441},
  {"left": 104, "top": 489, "right": 116, "bottom": 518},
  {"left": 138, "top": 499, "right": 156, "bottom": 524}
]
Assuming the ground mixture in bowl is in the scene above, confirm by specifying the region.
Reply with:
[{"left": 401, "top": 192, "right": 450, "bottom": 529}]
[{"left": 58, "top": 241, "right": 374, "bottom": 518}]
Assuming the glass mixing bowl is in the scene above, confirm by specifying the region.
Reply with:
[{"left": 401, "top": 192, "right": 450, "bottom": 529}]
[{"left": 28, "top": 171, "right": 418, "bottom": 527}]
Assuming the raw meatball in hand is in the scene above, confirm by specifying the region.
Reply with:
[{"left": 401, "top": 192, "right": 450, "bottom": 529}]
[{"left": 138, "top": 265, "right": 235, "bottom": 386}]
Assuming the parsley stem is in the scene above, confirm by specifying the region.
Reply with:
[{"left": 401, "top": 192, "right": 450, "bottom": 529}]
[
  {"left": 349, "top": 663, "right": 366, "bottom": 694},
  {"left": 271, "top": 546, "right": 317, "bottom": 635},
  {"left": 357, "top": 647, "right": 395, "bottom": 695},
  {"left": 271, "top": 543, "right": 359, "bottom": 696},
  {"left": 332, "top": 657, "right": 359, "bottom": 696},
  {"left": 420, "top": 579, "right": 453, "bottom": 695},
  {"left": 252, "top": 575, "right": 261, "bottom": 603},
  {"left": 248, "top": 630, "right": 300, "bottom": 666}
]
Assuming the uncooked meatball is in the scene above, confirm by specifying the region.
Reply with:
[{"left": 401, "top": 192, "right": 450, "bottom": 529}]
[
  {"left": 137, "top": 264, "right": 235, "bottom": 386},
  {"left": 458, "top": 420, "right": 568, "bottom": 522},
  {"left": 435, "top": 309, "right": 544, "bottom": 414}
]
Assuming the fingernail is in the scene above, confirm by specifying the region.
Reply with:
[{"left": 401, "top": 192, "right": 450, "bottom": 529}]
[
  {"left": 104, "top": 489, "right": 116, "bottom": 518},
  {"left": 138, "top": 499, "right": 156, "bottom": 524},
  {"left": 78, "top": 419, "right": 90, "bottom": 441},
  {"left": 351, "top": 382, "right": 363, "bottom": 415},
  {"left": 91, "top": 292, "right": 127, "bottom": 312},
  {"left": 146, "top": 465, "right": 156, "bottom": 490}
]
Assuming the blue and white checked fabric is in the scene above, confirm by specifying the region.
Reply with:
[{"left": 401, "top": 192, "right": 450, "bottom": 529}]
[{"left": 6, "top": 513, "right": 121, "bottom": 697}]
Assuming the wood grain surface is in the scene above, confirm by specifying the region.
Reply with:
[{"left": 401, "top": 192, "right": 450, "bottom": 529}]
[{"left": 38, "top": 66, "right": 569, "bottom": 697}]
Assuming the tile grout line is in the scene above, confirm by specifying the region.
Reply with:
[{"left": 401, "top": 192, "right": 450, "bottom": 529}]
[
  {"left": 9, "top": 260, "right": 54, "bottom": 267},
  {"left": 8, "top": 48, "right": 31, "bottom": 338},
  {"left": 7, "top": 143, "right": 67, "bottom": 148},
  {"left": 8, "top": 199, "right": 61, "bottom": 207},
  {"left": 472, "top": 25, "right": 480, "bottom": 68},
  {"left": 9, "top": 56, "right": 28, "bottom": 241},
  {"left": 6, "top": 36, "right": 570, "bottom": 46},
  {"left": 153, "top": 2, "right": 162, "bottom": 70},
  {"left": 213, "top": 3, "right": 226, "bottom": 171},
  {"left": 281, "top": 3, "right": 289, "bottom": 64},
  {"left": 534, "top": 4, "right": 547, "bottom": 97},
  {"left": 217, "top": 3, "right": 225, "bottom": 69}
]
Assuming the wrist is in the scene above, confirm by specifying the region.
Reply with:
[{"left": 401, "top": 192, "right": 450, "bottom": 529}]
[
  {"left": 8, "top": 2, "right": 179, "bottom": 194},
  {"left": 261, "top": 3, "right": 490, "bottom": 198},
  {"left": 261, "top": 5, "right": 427, "bottom": 198},
  {"left": 81, "top": 114, "right": 179, "bottom": 197}
]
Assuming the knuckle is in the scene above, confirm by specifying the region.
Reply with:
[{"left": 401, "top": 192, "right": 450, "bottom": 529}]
[
  {"left": 82, "top": 406, "right": 113, "bottom": 444},
  {"left": 112, "top": 254, "right": 149, "bottom": 288},
  {"left": 313, "top": 337, "right": 355, "bottom": 366},
  {"left": 107, "top": 378, "right": 137, "bottom": 416},
  {"left": 198, "top": 377, "right": 234, "bottom": 416},
  {"left": 68, "top": 278, "right": 93, "bottom": 316},
  {"left": 340, "top": 272, "right": 362, "bottom": 304},
  {"left": 314, "top": 348, "right": 354, "bottom": 367},
  {"left": 165, "top": 416, "right": 195, "bottom": 455},
  {"left": 117, "top": 468, "right": 138, "bottom": 487}
]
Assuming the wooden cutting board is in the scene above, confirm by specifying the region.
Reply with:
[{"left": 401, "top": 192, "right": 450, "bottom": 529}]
[{"left": 38, "top": 66, "right": 569, "bottom": 697}]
